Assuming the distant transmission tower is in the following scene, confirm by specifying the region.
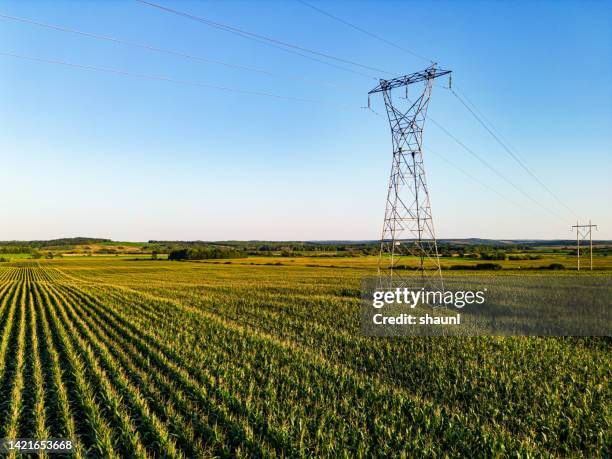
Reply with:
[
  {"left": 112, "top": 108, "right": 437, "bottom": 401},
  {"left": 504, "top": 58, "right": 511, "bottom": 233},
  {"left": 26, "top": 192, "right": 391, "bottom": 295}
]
[
  {"left": 369, "top": 64, "right": 451, "bottom": 289},
  {"left": 571, "top": 221, "right": 598, "bottom": 271}
]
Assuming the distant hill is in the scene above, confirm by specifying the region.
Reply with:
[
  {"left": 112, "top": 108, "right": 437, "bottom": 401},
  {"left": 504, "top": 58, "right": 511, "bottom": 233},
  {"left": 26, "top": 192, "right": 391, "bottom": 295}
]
[
  {"left": 0, "top": 237, "right": 111, "bottom": 247},
  {"left": 438, "top": 239, "right": 612, "bottom": 247},
  {"left": 2, "top": 237, "right": 611, "bottom": 251}
]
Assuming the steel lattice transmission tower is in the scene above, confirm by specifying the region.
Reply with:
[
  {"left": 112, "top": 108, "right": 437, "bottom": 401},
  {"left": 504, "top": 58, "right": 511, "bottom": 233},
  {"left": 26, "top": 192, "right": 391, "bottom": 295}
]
[
  {"left": 369, "top": 65, "right": 451, "bottom": 289},
  {"left": 571, "top": 221, "right": 598, "bottom": 271}
]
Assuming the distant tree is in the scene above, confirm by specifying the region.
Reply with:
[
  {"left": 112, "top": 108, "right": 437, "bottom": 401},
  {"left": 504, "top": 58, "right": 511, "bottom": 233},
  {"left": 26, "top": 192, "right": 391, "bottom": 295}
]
[
  {"left": 545, "top": 263, "right": 565, "bottom": 270},
  {"left": 168, "top": 248, "right": 189, "bottom": 261},
  {"left": 481, "top": 251, "right": 506, "bottom": 261},
  {"left": 168, "top": 247, "right": 243, "bottom": 261},
  {"left": 476, "top": 263, "right": 502, "bottom": 270}
]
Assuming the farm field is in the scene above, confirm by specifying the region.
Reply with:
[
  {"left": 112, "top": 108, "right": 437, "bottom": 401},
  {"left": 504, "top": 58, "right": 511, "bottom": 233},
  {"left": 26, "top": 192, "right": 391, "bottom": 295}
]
[
  {"left": 0, "top": 258, "right": 609, "bottom": 457},
  {"left": 201, "top": 252, "right": 612, "bottom": 271}
]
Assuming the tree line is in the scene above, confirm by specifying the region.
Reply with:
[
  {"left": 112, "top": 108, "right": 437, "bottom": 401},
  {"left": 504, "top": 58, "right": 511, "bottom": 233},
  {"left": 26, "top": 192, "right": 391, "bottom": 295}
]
[{"left": 168, "top": 247, "right": 244, "bottom": 261}]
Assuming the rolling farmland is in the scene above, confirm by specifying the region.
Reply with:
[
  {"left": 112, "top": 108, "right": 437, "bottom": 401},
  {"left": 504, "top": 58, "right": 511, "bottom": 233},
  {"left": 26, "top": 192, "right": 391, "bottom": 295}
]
[{"left": 0, "top": 259, "right": 609, "bottom": 457}]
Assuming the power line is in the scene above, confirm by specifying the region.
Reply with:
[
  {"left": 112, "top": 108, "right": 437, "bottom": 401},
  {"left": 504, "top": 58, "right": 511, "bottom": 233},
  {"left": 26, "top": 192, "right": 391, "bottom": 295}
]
[
  {"left": 296, "top": 0, "right": 434, "bottom": 64},
  {"left": 452, "top": 85, "right": 523, "bottom": 160},
  {"left": 424, "top": 146, "right": 525, "bottom": 211},
  {"left": 136, "top": 1, "right": 377, "bottom": 81},
  {"left": 0, "top": 51, "right": 321, "bottom": 103},
  {"left": 136, "top": 0, "right": 395, "bottom": 78},
  {"left": 425, "top": 113, "right": 570, "bottom": 224},
  {"left": 0, "top": 12, "right": 341, "bottom": 89},
  {"left": 448, "top": 85, "right": 577, "bottom": 219}
]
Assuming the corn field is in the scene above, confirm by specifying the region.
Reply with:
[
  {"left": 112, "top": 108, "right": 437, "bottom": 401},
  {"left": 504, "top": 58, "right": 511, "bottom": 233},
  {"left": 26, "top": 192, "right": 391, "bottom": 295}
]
[{"left": 0, "top": 259, "right": 609, "bottom": 457}]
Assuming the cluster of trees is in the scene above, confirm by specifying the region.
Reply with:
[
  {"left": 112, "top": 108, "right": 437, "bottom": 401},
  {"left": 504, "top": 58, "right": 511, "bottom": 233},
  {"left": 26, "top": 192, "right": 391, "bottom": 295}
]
[
  {"left": 449, "top": 262, "right": 567, "bottom": 271},
  {"left": 0, "top": 237, "right": 110, "bottom": 249},
  {"left": 168, "top": 247, "right": 243, "bottom": 261},
  {"left": 0, "top": 246, "right": 32, "bottom": 254},
  {"left": 150, "top": 239, "right": 612, "bottom": 259},
  {"left": 30, "top": 251, "right": 62, "bottom": 259},
  {"left": 508, "top": 254, "right": 542, "bottom": 260},
  {"left": 152, "top": 240, "right": 384, "bottom": 259},
  {"left": 450, "top": 263, "right": 503, "bottom": 270},
  {"left": 248, "top": 247, "right": 378, "bottom": 257},
  {"left": 153, "top": 240, "right": 381, "bottom": 254},
  {"left": 568, "top": 247, "right": 611, "bottom": 257},
  {"left": 440, "top": 247, "right": 546, "bottom": 260},
  {"left": 479, "top": 251, "right": 508, "bottom": 261}
]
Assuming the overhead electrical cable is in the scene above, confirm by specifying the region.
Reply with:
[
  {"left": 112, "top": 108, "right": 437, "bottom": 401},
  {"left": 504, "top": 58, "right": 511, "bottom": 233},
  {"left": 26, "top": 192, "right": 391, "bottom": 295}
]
[
  {"left": 425, "top": 114, "right": 570, "bottom": 224},
  {"left": 448, "top": 85, "right": 577, "bottom": 218},
  {"left": 136, "top": 0, "right": 394, "bottom": 78},
  {"left": 452, "top": 85, "right": 524, "bottom": 159},
  {"left": 424, "top": 147, "right": 525, "bottom": 211},
  {"left": 0, "top": 51, "right": 320, "bottom": 103},
  {"left": 0, "top": 12, "right": 341, "bottom": 89},
  {"left": 296, "top": 0, "right": 434, "bottom": 64}
]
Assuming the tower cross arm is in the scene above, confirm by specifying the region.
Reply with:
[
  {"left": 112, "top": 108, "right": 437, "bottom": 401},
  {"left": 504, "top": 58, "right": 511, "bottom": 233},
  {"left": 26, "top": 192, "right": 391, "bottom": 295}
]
[{"left": 368, "top": 65, "right": 451, "bottom": 94}]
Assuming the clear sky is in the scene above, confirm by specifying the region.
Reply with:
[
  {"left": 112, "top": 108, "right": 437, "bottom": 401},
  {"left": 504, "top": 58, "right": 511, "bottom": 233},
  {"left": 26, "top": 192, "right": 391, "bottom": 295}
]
[{"left": 1, "top": 0, "right": 610, "bottom": 241}]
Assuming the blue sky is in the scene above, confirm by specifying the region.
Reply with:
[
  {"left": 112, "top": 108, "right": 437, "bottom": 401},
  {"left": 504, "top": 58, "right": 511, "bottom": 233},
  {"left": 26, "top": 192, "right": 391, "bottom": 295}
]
[{"left": 1, "top": 0, "right": 610, "bottom": 241}]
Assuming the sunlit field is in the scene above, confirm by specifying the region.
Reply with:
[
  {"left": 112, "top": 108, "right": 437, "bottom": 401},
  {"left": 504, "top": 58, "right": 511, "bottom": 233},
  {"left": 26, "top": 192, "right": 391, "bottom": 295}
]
[
  {"left": 0, "top": 258, "right": 609, "bottom": 457},
  {"left": 204, "top": 252, "right": 612, "bottom": 271}
]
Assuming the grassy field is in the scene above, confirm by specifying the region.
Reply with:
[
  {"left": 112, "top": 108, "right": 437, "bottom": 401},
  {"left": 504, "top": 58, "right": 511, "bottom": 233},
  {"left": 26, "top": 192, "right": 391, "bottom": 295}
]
[
  {"left": 0, "top": 258, "right": 609, "bottom": 457},
  {"left": 0, "top": 253, "right": 34, "bottom": 259},
  {"left": 201, "top": 252, "right": 612, "bottom": 270}
]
